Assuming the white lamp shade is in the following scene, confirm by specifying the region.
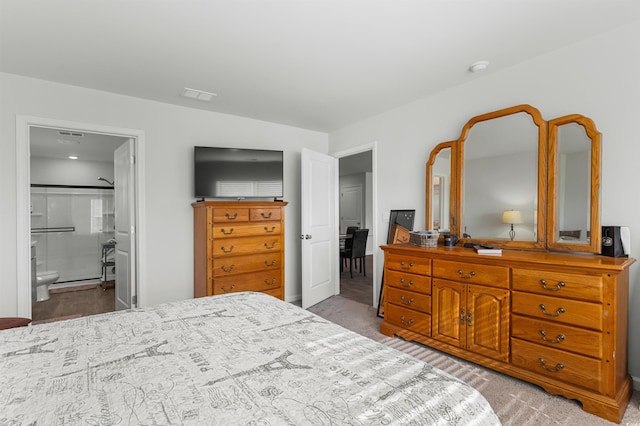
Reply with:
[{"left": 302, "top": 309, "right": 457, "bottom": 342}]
[{"left": 502, "top": 210, "right": 523, "bottom": 224}]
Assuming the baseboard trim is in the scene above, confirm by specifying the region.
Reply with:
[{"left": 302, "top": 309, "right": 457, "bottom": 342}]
[{"left": 632, "top": 375, "right": 640, "bottom": 391}]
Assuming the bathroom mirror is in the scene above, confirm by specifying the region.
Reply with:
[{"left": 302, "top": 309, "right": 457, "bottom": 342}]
[
  {"left": 546, "top": 115, "right": 601, "bottom": 253},
  {"left": 426, "top": 142, "right": 454, "bottom": 233},
  {"left": 455, "top": 105, "right": 547, "bottom": 249}
]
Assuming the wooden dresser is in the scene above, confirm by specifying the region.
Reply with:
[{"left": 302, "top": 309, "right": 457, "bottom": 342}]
[
  {"left": 193, "top": 201, "right": 287, "bottom": 299},
  {"left": 380, "top": 244, "right": 635, "bottom": 423}
]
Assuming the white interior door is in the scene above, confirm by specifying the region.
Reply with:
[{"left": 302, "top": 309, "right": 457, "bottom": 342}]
[
  {"left": 340, "top": 184, "right": 363, "bottom": 231},
  {"left": 301, "top": 148, "right": 338, "bottom": 309},
  {"left": 114, "top": 139, "right": 136, "bottom": 310}
]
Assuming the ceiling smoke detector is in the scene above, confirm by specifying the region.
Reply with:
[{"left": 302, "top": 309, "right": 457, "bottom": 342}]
[
  {"left": 469, "top": 60, "right": 490, "bottom": 73},
  {"left": 181, "top": 87, "right": 218, "bottom": 102}
]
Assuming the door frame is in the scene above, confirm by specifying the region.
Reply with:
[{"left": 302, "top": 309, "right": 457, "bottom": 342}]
[
  {"left": 15, "top": 115, "right": 146, "bottom": 317},
  {"left": 333, "top": 141, "right": 379, "bottom": 307}
]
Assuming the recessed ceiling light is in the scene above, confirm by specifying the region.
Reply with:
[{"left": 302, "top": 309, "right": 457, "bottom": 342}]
[
  {"left": 469, "top": 60, "right": 490, "bottom": 73},
  {"left": 68, "top": 155, "right": 78, "bottom": 160},
  {"left": 181, "top": 87, "right": 217, "bottom": 102}
]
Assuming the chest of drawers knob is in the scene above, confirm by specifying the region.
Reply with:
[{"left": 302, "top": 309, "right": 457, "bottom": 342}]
[
  {"left": 539, "top": 329, "right": 566, "bottom": 344},
  {"left": 400, "top": 261, "right": 414, "bottom": 269},
  {"left": 225, "top": 212, "right": 238, "bottom": 220},
  {"left": 220, "top": 245, "right": 234, "bottom": 253},
  {"left": 400, "top": 296, "right": 414, "bottom": 305},
  {"left": 540, "top": 279, "right": 566, "bottom": 291},
  {"left": 221, "top": 284, "right": 236, "bottom": 293},
  {"left": 399, "top": 278, "right": 414, "bottom": 287},
  {"left": 457, "top": 269, "right": 476, "bottom": 279},
  {"left": 539, "top": 303, "right": 565, "bottom": 317},
  {"left": 400, "top": 316, "right": 414, "bottom": 326},
  {"left": 264, "top": 226, "right": 276, "bottom": 233},
  {"left": 221, "top": 228, "right": 234, "bottom": 235},
  {"left": 538, "top": 358, "right": 564, "bottom": 373}
]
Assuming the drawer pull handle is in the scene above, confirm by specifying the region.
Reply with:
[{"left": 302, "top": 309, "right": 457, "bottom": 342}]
[
  {"left": 460, "top": 308, "right": 465, "bottom": 324},
  {"left": 260, "top": 212, "right": 273, "bottom": 219},
  {"left": 220, "top": 245, "right": 234, "bottom": 253},
  {"left": 264, "top": 260, "right": 277, "bottom": 267},
  {"left": 224, "top": 213, "right": 238, "bottom": 220},
  {"left": 264, "top": 226, "right": 276, "bottom": 233},
  {"left": 399, "top": 278, "right": 414, "bottom": 287},
  {"left": 539, "top": 304, "right": 565, "bottom": 317},
  {"left": 539, "top": 330, "right": 566, "bottom": 344},
  {"left": 400, "top": 316, "right": 414, "bottom": 326},
  {"left": 221, "top": 284, "right": 236, "bottom": 293},
  {"left": 264, "top": 278, "right": 277, "bottom": 285},
  {"left": 467, "top": 311, "right": 472, "bottom": 325},
  {"left": 540, "top": 279, "right": 566, "bottom": 291},
  {"left": 221, "top": 264, "right": 235, "bottom": 273},
  {"left": 400, "top": 261, "right": 414, "bottom": 270},
  {"left": 264, "top": 242, "right": 276, "bottom": 249},
  {"left": 400, "top": 296, "right": 414, "bottom": 305},
  {"left": 538, "top": 358, "right": 564, "bottom": 373},
  {"left": 457, "top": 269, "right": 476, "bottom": 279},
  {"left": 220, "top": 228, "right": 234, "bottom": 235}
]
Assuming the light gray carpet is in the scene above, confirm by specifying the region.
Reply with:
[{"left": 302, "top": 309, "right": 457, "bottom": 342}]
[{"left": 307, "top": 295, "right": 640, "bottom": 426}]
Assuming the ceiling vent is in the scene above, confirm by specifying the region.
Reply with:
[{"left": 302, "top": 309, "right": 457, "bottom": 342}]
[
  {"left": 58, "top": 131, "right": 84, "bottom": 137},
  {"left": 181, "top": 87, "right": 217, "bottom": 102}
]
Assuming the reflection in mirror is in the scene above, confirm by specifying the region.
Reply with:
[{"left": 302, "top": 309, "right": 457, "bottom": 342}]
[
  {"left": 462, "top": 111, "right": 539, "bottom": 242},
  {"left": 556, "top": 123, "right": 591, "bottom": 245},
  {"left": 426, "top": 143, "right": 453, "bottom": 233},
  {"left": 547, "top": 114, "right": 601, "bottom": 253}
]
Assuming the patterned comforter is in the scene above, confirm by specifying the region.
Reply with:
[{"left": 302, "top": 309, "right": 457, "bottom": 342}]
[{"left": 0, "top": 292, "right": 500, "bottom": 425}]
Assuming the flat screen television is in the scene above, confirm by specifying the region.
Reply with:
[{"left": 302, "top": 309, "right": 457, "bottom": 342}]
[{"left": 194, "top": 146, "right": 284, "bottom": 199}]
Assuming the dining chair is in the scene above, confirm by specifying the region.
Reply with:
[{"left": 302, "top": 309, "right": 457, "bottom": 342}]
[{"left": 340, "top": 229, "right": 369, "bottom": 278}]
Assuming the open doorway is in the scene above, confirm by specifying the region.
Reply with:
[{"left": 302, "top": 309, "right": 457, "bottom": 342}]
[
  {"left": 15, "top": 116, "right": 145, "bottom": 320},
  {"left": 29, "top": 127, "right": 127, "bottom": 322},
  {"left": 336, "top": 145, "right": 376, "bottom": 307}
]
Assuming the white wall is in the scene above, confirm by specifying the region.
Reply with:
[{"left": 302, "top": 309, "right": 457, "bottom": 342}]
[
  {"left": 0, "top": 72, "right": 328, "bottom": 314},
  {"left": 328, "top": 21, "right": 640, "bottom": 387}
]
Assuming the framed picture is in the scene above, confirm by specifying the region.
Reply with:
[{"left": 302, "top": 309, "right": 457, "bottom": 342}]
[{"left": 377, "top": 209, "right": 415, "bottom": 318}]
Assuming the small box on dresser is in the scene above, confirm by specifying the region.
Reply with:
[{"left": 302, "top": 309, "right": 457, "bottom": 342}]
[{"left": 193, "top": 201, "right": 287, "bottom": 300}]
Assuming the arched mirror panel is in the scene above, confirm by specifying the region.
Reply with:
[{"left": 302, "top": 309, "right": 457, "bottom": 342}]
[
  {"left": 546, "top": 115, "right": 601, "bottom": 253},
  {"left": 455, "top": 105, "right": 547, "bottom": 250},
  {"left": 426, "top": 142, "right": 455, "bottom": 233}
]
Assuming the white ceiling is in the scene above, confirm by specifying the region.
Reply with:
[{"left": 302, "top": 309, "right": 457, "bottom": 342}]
[
  {"left": 2, "top": 1, "right": 640, "bottom": 133},
  {"left": 30, "top": 127, "right": 128, "bottom": 162}
]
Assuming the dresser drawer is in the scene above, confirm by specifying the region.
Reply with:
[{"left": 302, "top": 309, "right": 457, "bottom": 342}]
[
  {"left": 511, "top": 339, "right": 602, "bottom": 393},
  {"left": 384, "top": 270, "right": 431, "bottom": 294},
  {"left": 212, "top": 208, "right": 250, "bottom": 223},
  {"left": 511, "top": 315, "right": 602, "bottom": 359},
  {"left": 214, "top": 269, "right": 282, "bottom": 294},
  {"left": 432, "top": 259, "right": 509, "bottom": 288},
  {"left": 212, "top": 236, "right": 281, "bottom": 257},
  {"left": 512, "top": 291, "right": 602, "bottom": 331},
  {"left": 512, "top": 268, "right": 603, "bottom": 303},
  {"left": 250, "top": 207, "right": 282, "bottom": 222},
  {"left": 213, "top": 253, "right": 282, "bottom": 277},
  {"left": 385, "top": 304, "right": 431, "bottom": 336},
  {"left": 386, "top": 287, "right": 431, "bottom": 313},
  {"left": 385, "top": 253, "right": 430, "bottom": 275},
  {"left": 213, "top": 222, "right": 281, "bottom": 238}
]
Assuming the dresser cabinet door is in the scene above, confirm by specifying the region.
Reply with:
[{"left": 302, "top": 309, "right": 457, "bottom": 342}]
[
  {"left": 466, "top": 284, "right": 510, "bottom": 362},
  {"left": 432, "top": 279, "right": 465, "bottom": 347}
]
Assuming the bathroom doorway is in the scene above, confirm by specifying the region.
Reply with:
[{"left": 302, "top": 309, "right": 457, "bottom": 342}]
[{"left": 15, "top": 116, "right": 145, "bottom": 320}]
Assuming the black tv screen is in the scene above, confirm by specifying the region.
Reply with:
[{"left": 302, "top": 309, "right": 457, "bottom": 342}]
[{"left": 194, "top": 146, "right": 284, "bottom": 199}]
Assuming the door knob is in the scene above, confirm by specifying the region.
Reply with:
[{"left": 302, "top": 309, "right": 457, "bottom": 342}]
[{"left": 300, "top": 234, "right": 313, "bottom": 239}]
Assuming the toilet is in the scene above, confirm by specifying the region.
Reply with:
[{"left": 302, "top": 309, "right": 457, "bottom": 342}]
[{"left": 35, "top": 271, "right": 59, "bottom": 302}]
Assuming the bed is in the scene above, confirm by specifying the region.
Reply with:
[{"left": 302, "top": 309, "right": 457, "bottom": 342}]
[{"left": 0, "top": 292, "right": 500, "bottom": 425}]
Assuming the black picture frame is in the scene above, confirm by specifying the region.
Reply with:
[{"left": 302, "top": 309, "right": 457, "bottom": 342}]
[{"left": 377, "top": 209, "right": 415, "bottom": 318}]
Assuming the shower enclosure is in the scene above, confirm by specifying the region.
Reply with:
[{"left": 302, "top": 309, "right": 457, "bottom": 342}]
[{"left": 30, "top": 186, "right": 115, "bottom": 287}]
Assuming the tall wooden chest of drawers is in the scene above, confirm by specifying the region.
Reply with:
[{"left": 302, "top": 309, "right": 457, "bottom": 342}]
[
  {"left": 193, "top": 201, "right": 287, "bottom": 299},
  {"left": 380, "top": 244, "right": 635, "bottom": 423}
]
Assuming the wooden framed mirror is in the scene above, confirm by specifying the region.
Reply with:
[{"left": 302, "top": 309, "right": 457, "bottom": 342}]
[
  {"left": 546, "top": 114, "right": 601, "bottom": 253},
  {"left": 426, "top": 141, "right": 455, "bottom": 233},
  {"left": 455, "top": 104, "right": 547, "bottom": 250},
  {"left": 425, "top": 104, "right": 601, "bottom": 252}
]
